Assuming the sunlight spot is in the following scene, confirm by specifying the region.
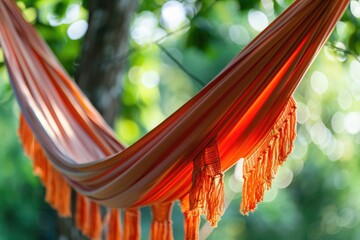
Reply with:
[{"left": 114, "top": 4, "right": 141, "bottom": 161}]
[
  {"left": 350, "top": 0, "right": 360, "bottom": 18},
  {"left": 140, "top": 107, "right": 165, "bottom": 131},
  {"left": 344, "top": 112, "right": 360, "bottom": 134},
  {"left": 248, "top": 10, "right": 268, "bottom": 32},
  {"left": 229, "top": 25, "right": 250, "bottom": 45},
  {"left": 274, "top": 166, "right": 293, "bottom": 189},
  {"left": 296, "top": 101, "right": 310, "bottom": 124},
  {"left": 261, "top": 0, "right": 274, "bottom": 15},
  {"left": 291, "top": 139, "right": 308, "bottom": 159},
  {"left": 131, "top": 12, "right": 158, "bottom": 45},
  {"left": 64, "top": 4, "right": 81, "bottom": 23},
  {"left": 319, "top": 130, "right": 333, "bottom": 150},
  {"left": 351, "top": 82, "right": 360, "bottom": 101},
  {"left": 161, "top": 1, "right": 188, "bottom": 30},
  {"left": 67, "top": 20, "right": 88, "bottom": 40},
  {"left": 275, "top": 0, "right": 287, "bottom": 7},
  {"left": 141, "top": 71, "right": 160, "bottom": 89},
  {"left": 331, "top": 112, "right": 345, "bottom": 134},
  {"left": 325, "top": 138, "right": 338, "bottom": 156},
  {"left": 116, "top": 119, "right": 140, "bottom": 144},
  {"left": 128, "top": 66, "right": 143, "bottom": 83},
  {"left": 307, "top": 100, "right": 322, "bottom": 120},
  {"left": 153, "top": 28, "right": 167, "bottom": 42},
  {"left": 23, "top": 8, "right": 37, "bottom": 23},
  {"left": 338, "top": 90, "right": 353, "bottom": 110},
  {"left": 47, "top": 13, "right": 62, "bottom": 26},
  {"left": 263, "top": 187, "right": 278, "bottom": 202},
  {"left": 328, "top": 139, "right": 344, "bottom": 161},
  {"left": 229, "top": 175, "right": 243, "bottom": 193},
  {"left": 350, "top": 60, "right": 360, "bottom": 81},
  {"left": 311, "top": 71, "right": 328, "bottom": 94},
  {"left": 291, "top": 158, "right": 304, "bottom": 176},
  {"left": 310, "top": 121, "right": 327, "bottom": 145},
  {"left": 16, "top": 1, "right": 26, "bottom": 10},
  {"left": 336, "top": 21, "right": 347, "bottom": 37},
  {"left": 234, "top": 158, "right": 244, "bottom": 182}
]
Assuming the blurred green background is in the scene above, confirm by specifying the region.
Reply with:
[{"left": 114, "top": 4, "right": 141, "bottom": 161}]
[{"left": 1, "top": 0, "right": 360, "bottom": 239}]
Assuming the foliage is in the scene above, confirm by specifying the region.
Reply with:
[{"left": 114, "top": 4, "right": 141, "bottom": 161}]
[{"left": 1, "top": 0, "right": 360, "bottom": 239}]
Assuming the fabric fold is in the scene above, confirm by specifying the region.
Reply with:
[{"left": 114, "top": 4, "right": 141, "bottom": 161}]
[{"left": 190, "top": 140, "right": 224, "bottom": 226}]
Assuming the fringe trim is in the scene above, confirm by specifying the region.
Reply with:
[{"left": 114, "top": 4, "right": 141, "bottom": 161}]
[
  {"left": 45, "top": 161, "right": 72, "bottom": 217},
  {"left": 85, "top": 201, "right": 103, "bottom": 239},
  {"left": 150, "top": 202, "right": 174, "bottom": 240},
  {"left": 180, "top": 195, "right": 200, "bottom": 240},
  {"left": 18, "top": 114, "right": 71, "bottom": 217},
  {"left": 240, "top": 97, "right": 297, "bottom": 214},
  {"left": 189, "top": 140, "right": 225, "bottom": 227},
  {"left": 75, "top": 193, "right": 89, "bottom": 234},
  {"left": 124, "top": 208, "right": 141, "bottom": 240},
  {"left": 107, "top": 209, "right": 122, "bottom": 240}
]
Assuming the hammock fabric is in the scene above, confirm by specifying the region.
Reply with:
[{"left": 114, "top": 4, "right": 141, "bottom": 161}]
[{"left": 0, "top": 0, "right": 348, "bottom": 239}]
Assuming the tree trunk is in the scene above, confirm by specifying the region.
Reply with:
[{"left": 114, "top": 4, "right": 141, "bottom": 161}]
[
  {"left": 77, "top": 0, "right": 137, "bottom": 126},
  {"left": 57, "top": 0, "right": 137, "bottom": 238}
]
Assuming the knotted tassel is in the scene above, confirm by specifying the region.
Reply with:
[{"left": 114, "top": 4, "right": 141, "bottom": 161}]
[
  {"left": 150, "top": 202, "right": 174, "bottom": 240},
  {"left": 85, "top": 201, "right": 102, "bottom": 239},
  {"left": 124, "top": 208, "right": 140, "bottom": 240},
  {"left": 189, "top": 140, "right": 225, "bottom": 227},
  {"left": 76, "top": 193, "right": 89, "bottom": 234},
  {"left": 107, "top": 209, "right": 122, "bottom": 240},
  {"left": 241, "top": 97, "right": 297, "bottom": 214},
  {"left": 180, "top": 195, "right": 200, "bottom": 240}
]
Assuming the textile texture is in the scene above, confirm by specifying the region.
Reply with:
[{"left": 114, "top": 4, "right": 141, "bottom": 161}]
[{"left": 0, "top": 0, "right": 348, "bottom": 239}]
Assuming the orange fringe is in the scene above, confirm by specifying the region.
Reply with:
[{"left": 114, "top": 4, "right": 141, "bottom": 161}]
[
  {"left": 180, "top": 195, "right": 200, "bottom": 240},
  {"left": 189, "top": 140, "right": 224, "bottom": 227},
  {"left": 150, "top": 202, "right": 174, "bottom": 240},
  {"left": 124, "top": 208, "right": 140, "bottom": 240},
  {"left": 85, "top": 201, "right": 103, "bottom": 239},
  {"left": 75, "top": 193, "right": 89, "bottom": 234},
  {"left": 107, "top": 209, "right": 122, "bottom": 240},
  {"left": 241, "top": 97, "right": 297, "bottom": 214},
  {"left": 45, "top": 161, "right": 71, "bottom": 217},
  {"left": 18, "top": 114, "right": 71, "bottom": 217}
]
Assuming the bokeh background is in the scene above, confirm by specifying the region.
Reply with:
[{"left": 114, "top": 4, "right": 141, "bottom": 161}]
[{"left": 1, "top": 0, "right": 360, "bottom": 239}]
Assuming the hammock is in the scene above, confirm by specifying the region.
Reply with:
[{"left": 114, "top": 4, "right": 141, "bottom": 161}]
[{"left": 0, "top": 0, "right": 348, "bottom": 239}]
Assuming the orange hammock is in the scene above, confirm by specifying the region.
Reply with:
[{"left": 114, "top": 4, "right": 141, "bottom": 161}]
[{"left": 0, "top": 0, "right": 348, "bottom": 239}]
